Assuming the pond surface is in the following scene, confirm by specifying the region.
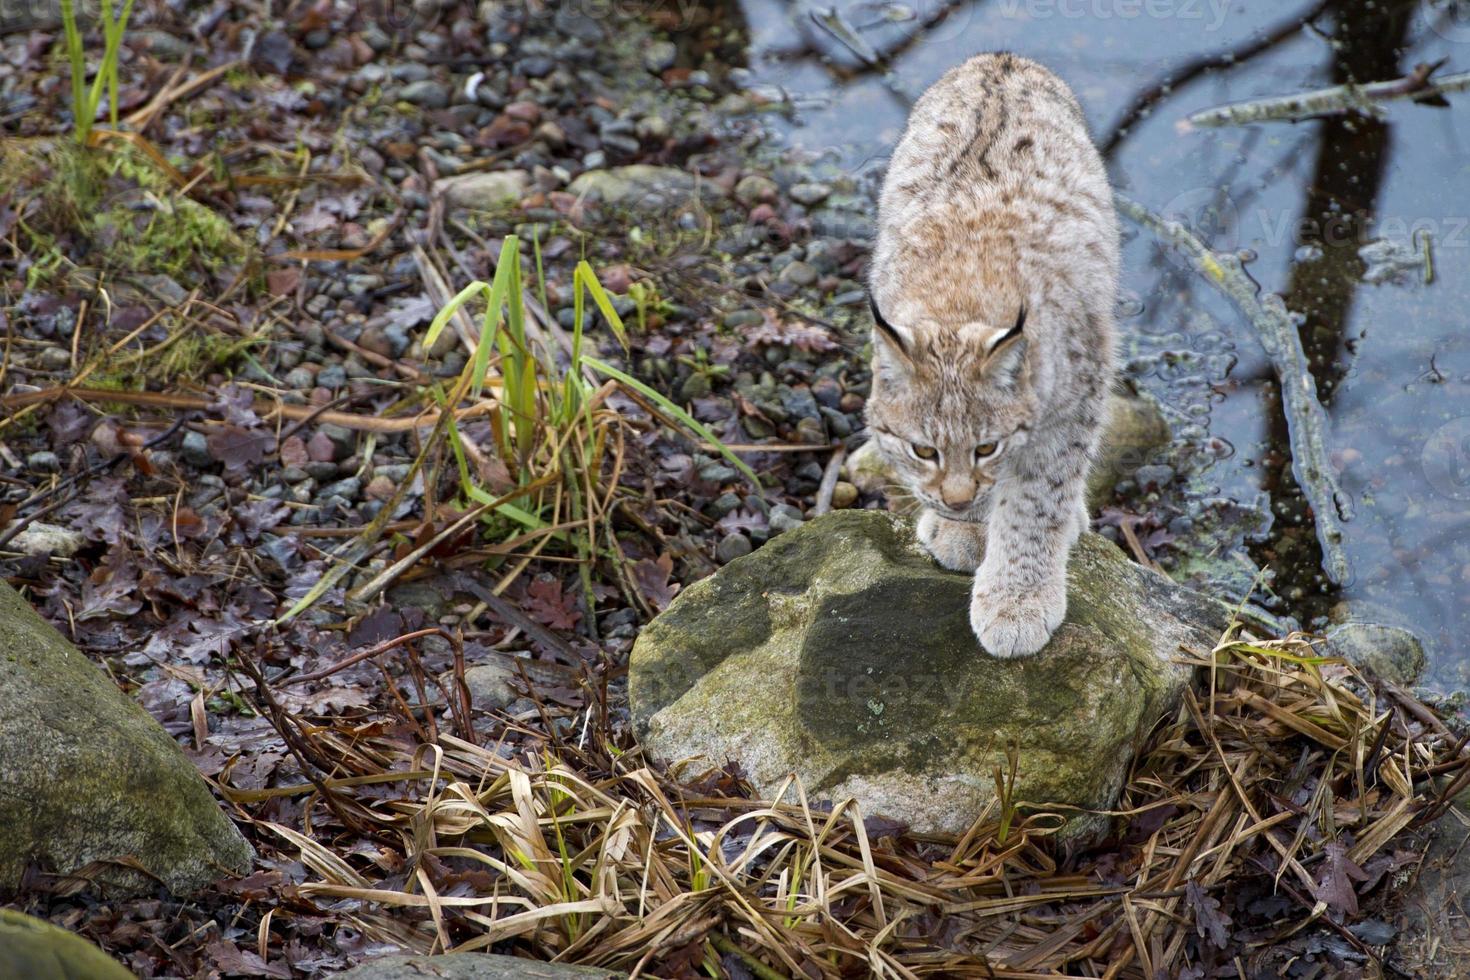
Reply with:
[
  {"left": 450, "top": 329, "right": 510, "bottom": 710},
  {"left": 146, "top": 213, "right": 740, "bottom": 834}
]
[{"left": 730, "top": 0, "right": 1470, "bottom": 688}]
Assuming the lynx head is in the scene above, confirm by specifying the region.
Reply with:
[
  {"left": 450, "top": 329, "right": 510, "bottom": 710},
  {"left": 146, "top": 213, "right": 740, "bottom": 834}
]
[{"left": 864, "top": 297, "right": 1037, "bottom": 521}]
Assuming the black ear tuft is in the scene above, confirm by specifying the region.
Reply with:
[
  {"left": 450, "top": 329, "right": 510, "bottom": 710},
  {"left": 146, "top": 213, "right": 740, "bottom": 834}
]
[
  {"left": 989, "top": 304, "right": 1026, "bottom": 352},
  {"left": 869, "top": 296, "right": 908, "bottom": 353}
]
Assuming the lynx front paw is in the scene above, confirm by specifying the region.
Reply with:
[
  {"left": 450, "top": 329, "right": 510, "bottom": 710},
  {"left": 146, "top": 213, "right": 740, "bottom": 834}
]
[
  {"left": 917, "top": 509, "right": 986, "bottom": 572},
  {"left": 969, "top": 574, "right": 1066, "bottom": 658}
]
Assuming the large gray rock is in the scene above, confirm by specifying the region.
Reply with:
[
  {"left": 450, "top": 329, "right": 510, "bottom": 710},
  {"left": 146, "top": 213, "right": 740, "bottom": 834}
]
[
  {"left": 0, "top": 909, "right": 134, "bottom": 980},
  {"left": 0, "top": 582, "right": 254, "bottom": 895},
  {"left": 336, "top": 952, "right": 621, "bottom": 979},
  {"left": 630, "top": 510, "right": 1227, "bottom": 839}
]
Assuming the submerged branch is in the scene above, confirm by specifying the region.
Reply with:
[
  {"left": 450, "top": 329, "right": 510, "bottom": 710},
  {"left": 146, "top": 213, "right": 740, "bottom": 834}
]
[
  {"left": 1183, "top": 63, "right": 1470, "bottom": 129},
  {"left": 1116, "top": 193, "right": 1351, "bottom": 585}
]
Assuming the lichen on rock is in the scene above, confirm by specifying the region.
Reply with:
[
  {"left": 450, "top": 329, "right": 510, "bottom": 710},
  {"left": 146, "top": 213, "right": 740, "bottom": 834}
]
[
  {"left": 0, "top": 582, "right": 254, "bottom": 896},
  {"left": 630, "top": 510, "right": 1229, "bottom": 839}
]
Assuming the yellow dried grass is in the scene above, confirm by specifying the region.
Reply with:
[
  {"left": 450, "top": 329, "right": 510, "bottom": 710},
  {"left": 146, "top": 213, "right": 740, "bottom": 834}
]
[{"left": 252, "top": 629, "right": 1468, "bottom": 976}]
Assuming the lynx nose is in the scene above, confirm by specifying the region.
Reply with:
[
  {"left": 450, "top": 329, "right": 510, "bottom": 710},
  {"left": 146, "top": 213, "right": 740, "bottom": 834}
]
[{"left": 940, "top": 477, "right": 975, "bottom": 511}]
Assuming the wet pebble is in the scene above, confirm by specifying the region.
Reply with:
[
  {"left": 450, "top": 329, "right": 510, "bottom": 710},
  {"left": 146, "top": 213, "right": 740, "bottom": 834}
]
[{"left": 1134, "top": 464, "right": 1175, "bottom": 491}]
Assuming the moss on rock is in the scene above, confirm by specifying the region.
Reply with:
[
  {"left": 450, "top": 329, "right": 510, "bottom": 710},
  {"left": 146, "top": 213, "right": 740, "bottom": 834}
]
[
  {"left": 630, "top": 511, "right": 1228, "bottom": 838},
  {"left": 0, "top": 909, "right": 134, "bottom": 980},
  {"left": 0, "top": 582, "right": 254, "bottom": 895}
]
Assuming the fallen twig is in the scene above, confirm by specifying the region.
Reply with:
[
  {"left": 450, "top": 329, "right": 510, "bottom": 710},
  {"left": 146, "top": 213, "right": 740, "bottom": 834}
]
[
  {"left": 1183, "top": 63, "right": 1470, "bottom": 129},
  {"left": 812, "top": 444, "right": 847, "bottom": 517},
  {"left": 1116, "top": 193, "right": 1350, "bottom": 583}
]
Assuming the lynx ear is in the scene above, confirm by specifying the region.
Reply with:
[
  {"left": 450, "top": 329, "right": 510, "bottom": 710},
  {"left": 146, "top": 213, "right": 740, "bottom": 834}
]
[
  {"left": 985, "top": 305, "right": 1026, "bottom": 354},
  {"left": 870, "top": 296, "right": 912, "bottom": 354},
  {"left": 982, "top": 306, "right": 1028, "bottom": 388},
  {"left": 869, "top": 296, "right": 915, "bottom": 375}
]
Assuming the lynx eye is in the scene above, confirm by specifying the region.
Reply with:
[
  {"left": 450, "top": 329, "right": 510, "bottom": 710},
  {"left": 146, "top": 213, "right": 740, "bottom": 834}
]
[
  {"left": 911, "top": 444, "right": 938, "bottom": 462},
  {"left": 975, "top": 441, "right": 999, "bottom": 459}
]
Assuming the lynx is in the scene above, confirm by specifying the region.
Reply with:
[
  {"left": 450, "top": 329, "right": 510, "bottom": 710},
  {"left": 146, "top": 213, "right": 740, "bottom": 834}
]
[{"left": 865, "top": 53, "right": 1119, "bottom": 658}]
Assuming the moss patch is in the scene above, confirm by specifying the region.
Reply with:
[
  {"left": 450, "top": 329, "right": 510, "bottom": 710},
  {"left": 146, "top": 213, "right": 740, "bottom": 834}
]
[{"left": 0, "top": 139, "right": 247, "bottom": 292}]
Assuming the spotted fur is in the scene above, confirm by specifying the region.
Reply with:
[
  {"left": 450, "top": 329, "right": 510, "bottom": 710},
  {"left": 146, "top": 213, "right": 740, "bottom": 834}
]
[{"left": 865, "top": 53, "right": 1119, "bottom": 658}]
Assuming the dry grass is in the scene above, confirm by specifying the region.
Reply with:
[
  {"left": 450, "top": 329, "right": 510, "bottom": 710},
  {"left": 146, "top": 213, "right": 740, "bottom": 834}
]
[{"left": 239, "top": 628, "right": 1468, "bottom": 977}]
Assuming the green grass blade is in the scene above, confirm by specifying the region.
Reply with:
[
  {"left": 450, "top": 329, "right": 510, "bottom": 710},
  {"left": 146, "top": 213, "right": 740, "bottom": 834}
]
[
  {"left": 425, "top": 280, "right": 491, "bottom": 352},
  {"left": 583, "top": 355, "right": 761, "bottom": 493},
  {"left": 59, "top": 0, "right": 88, "bottom": 143},
  {"left": 576, "top": 261, "right": 629, "bottom": 352}
]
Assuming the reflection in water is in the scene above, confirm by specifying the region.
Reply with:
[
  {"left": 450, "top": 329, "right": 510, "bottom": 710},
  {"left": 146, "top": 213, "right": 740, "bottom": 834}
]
[
  {"left": 1258, "top": 0, "right": 1412, "bottom": 619},
  {"left": 728, "top": 0, "right": 1470, "bottom": 687}
]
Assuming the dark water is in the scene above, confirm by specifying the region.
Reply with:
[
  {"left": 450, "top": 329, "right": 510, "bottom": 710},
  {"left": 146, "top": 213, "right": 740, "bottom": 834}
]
[{"left": 730, "top": 0, "right": 1470, "bottom": 688}]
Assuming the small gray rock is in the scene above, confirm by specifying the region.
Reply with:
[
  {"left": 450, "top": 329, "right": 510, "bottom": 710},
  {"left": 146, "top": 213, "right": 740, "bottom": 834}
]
[
  {"left": 679, "top": 372, "right": 712, "bottom": 401},
  {"left": 317, "top": 477, "right": 361, "bottom": 502},
  {"left": 643, "top": 39, "right": 678, "bottom": 74},
  {"left": 461, "top": 662, "right": 522, "bottom": 711},
  {"left": 283, "top": 367, "right": 316, "bottom": 390},
  {"left": 26, "top": 451, "right": 60, "bottom": 472},
  {"left": 636, "top": 114, "right": 669, "bottom": 141},
  {"left": 318, "top": 422, "right": 357, "bottom": 459},
  {"left": 398, "top": 79, "right": 449, "bottom": 108},
  {"left": 1133, "top": 464, "right": 1175, "bottom": 491},
  {"left": 181, "top": 430, "right": 213, "bottom": 468},
  {"left": 789, "top": 182, "right": 831, "bottom": 206},
  {"left": 316, "top": 364, "right": 347, "bottom": 388},
  {"left": 517, "top": 56, "right": 555, "bottom": 79},
  {"left": 706, "top": 491, "right": 742, "bottom": 518},
  {"left": 778, "top": 261, "right": 819, "bottom": 288},
  {"left": 360, "top": 24, "right": 391, "bottom": 51},
  {"left": 734, "top": 174, "right": 778, "bottom": 206},
  {"left": 722, "top": 309, "right": 763, "bottom": 329},
  {"left": 768, "top": 503, "right": 805, "bottom": 535},
  {"left": 39, "top": 346, "right": 71, "bottom": 370},
  {"left": 1324, "top": 623, "right": 1426, "bottom": 687},
  {"left": 716, "top": 532, "right": 753, "bottom": 564}
]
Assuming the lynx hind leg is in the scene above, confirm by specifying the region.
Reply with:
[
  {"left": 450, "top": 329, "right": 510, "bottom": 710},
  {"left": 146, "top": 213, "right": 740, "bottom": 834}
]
[{"left": 916, "top": 508, "right": 986, "bottom": 572}]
